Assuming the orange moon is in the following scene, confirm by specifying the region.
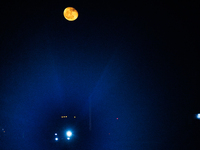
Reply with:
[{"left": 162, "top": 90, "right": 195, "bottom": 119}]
[{"left": 63, "top": 7, "right": 78, "bottom": 21}]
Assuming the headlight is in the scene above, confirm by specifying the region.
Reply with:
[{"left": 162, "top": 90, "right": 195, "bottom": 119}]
[
  {"left": 66, "top": 131, "right": 72, "bottom": 137},
  {"left": 196, "top": 113, "right": 200, "bottom": 119}
]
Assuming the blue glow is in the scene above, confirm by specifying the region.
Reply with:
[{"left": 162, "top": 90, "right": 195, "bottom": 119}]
[
  {"left": 55, "top": 133, "right": 57, "bottom": 136},
  {"left": 67, "top": 137, "right": 70, "bottom": 140},
  {"left": 66, "top": 131, "right": 72, "bottom": 137},
  {"left": 196, "top": 113, "right": 200, "bottom": 119},
  {"left": 55, "top": 137, "right": 58, "bottom": 141}
]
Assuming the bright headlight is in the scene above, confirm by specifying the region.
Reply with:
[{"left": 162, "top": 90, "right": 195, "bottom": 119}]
[
  {"left": 196, "top": 113, "right": 200, "bottom": 119},
  {"left": 66, "top": 131, "right": 72, "bottom": 137}
]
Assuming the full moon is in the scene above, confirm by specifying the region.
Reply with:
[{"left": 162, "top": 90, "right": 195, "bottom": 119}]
[{"left": 63, "top": 7, "right": 78, "bottom": 21}]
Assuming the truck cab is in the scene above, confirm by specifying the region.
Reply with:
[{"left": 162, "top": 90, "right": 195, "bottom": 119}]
[{"left": 54, "top": 115, "right": 78, "bottom": 143}]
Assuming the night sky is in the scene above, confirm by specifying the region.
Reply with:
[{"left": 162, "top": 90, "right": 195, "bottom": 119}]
[{"left": 0, "top": 1, "right": 199, "bottom": 150}]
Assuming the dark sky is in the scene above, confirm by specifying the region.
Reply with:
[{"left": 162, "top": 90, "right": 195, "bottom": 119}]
[{"left": 0, "top": 0, "right": 199, "bottom": 150}]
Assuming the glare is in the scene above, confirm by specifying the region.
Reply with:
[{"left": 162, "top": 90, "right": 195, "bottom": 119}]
[
  {"left": 66, "top": 131, "right": 72, "bottom": 137},
  {"left": 67, "top": 137, "right": 70, "bottom": 140},
  {"left": 55, "top": 137, "right": 58, "bottom": 141},
  {"left": 55, "top": 133, "right": 57, "bottom": 136},
  {"left": 196, "top": 113, "right": 200, "bottom": 119}
]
